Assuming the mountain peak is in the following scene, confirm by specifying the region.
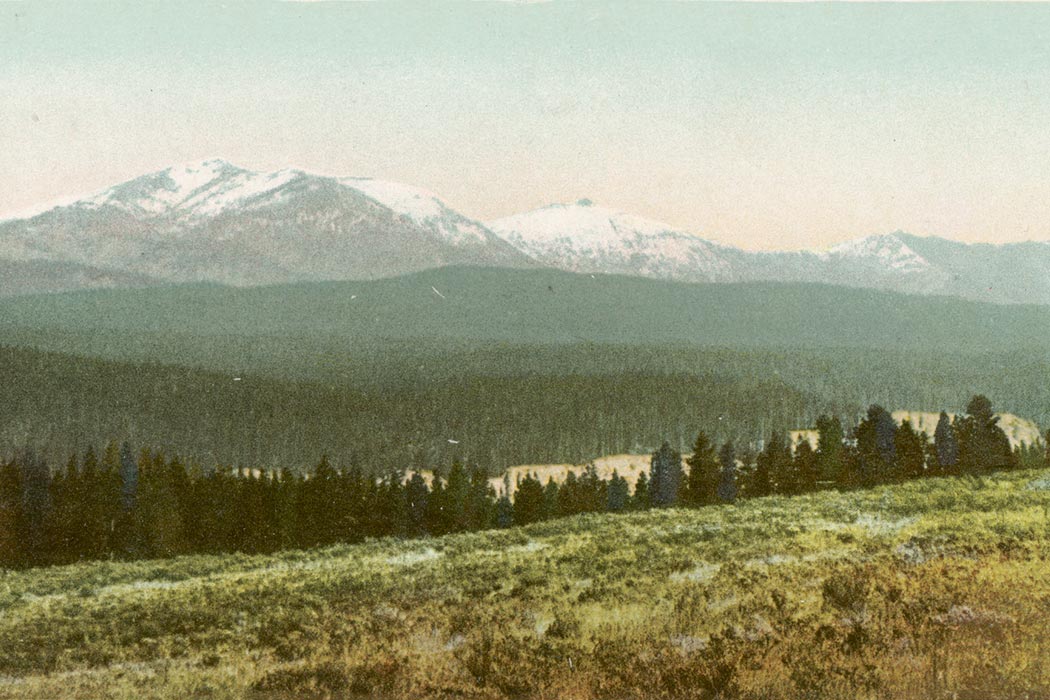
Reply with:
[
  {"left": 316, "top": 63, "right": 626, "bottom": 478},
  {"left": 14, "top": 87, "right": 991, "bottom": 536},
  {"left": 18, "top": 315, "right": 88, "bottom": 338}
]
[
  {"left": 828, "top": 232, "right": 930, "bottom": 273},
  {"left": 488, "top": 204, "right": 732, "bottom": 281}
]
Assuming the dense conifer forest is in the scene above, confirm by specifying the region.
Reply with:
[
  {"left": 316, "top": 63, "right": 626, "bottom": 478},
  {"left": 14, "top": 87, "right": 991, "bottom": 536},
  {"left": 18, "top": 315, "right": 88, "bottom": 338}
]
[
  {"left": 2, "top": 394, "right": 1044, "bottom": 569},
  {"left": 4, "top": 343, "right": 1050, "bottom": 471}
]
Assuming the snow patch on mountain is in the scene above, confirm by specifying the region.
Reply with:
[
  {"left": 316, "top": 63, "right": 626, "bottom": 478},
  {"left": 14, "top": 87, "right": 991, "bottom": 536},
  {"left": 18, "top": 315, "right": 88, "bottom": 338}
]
[
  {"left": 340, "top": 178, "right": 489, "bottom": 245},
  {"left": 488, "top": 202, "right": 735, "bottom": 280},
  {"left": 491, "top": 202, "right": 679, "bottom": 247},
  {"left": 181, "top": 167, "right": 303, "bottom": 217},
  {"left": 341, "top": 178, "right": 444, "bottom": 222},
  {"left": 828, "top": 233, "right": 930, "bottom": 273}
]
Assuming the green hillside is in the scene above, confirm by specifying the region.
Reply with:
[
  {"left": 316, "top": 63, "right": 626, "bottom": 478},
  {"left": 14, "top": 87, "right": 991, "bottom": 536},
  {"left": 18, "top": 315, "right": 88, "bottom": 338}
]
[
  {"left": 1, "top": 469, "right": 1049, "bottom": 699},
  {"left": 2, "top": 267, "right": 1049, "bottom": 355},
  {"left": 2, "top": 268, "right": 1048, "bottom": 469}
]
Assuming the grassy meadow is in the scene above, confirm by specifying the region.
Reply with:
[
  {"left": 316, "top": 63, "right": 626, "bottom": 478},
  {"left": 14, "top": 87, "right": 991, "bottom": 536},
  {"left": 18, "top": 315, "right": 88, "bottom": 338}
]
[{"left": 1, "top": 468, "right": 1049, "bottom": 699}]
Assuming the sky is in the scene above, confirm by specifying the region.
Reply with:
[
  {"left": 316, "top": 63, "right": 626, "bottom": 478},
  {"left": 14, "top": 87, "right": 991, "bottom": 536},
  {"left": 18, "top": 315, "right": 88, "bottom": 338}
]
[{"left": 2, "top": 2, "right": 1050, "bottom": 251}]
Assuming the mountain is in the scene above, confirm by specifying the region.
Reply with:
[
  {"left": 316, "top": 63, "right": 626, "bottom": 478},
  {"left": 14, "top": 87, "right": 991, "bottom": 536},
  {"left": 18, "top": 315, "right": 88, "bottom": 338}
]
[
  {"left": 488, "top": 203, "right": 1050, "bottom": 305},
  {"left": 0, "top": 159, "right": 530, "bottom": 292},
  {"left": 488, "top": 200, "right": 737, "bottom": 282},
  {"left": 5, "top": 165, "right": 1049, "bottom": 303}
]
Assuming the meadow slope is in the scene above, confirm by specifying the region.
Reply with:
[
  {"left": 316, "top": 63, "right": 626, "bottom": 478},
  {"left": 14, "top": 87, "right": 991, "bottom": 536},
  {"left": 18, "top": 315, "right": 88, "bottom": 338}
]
[{"left": 1, "top": 470, "right": 1049, "bottom": 699}]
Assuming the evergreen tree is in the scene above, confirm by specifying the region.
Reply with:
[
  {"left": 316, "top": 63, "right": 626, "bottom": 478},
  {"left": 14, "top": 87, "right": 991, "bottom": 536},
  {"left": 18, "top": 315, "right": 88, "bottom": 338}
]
[
  {"left": 717, "top": 441, "right": 738, "bottom": 504},
  {"left": 47, "top": 456, "right": 78, "bottom": 561},
  {"left": 558, "top": 471, "right": 582, "bottom": 516},
  {"left": 752, "top": 433, "right": 789, "bottom": 497},
  {"left": 405, "top": 472, "right": 430, "bottom": 537},
  {"left": 119, "top": 441, "right": 138, "bottom": 512},
  {"left": 495, "top": 494, "right": 514, "bottom": 529},
  {"left": 792, "top": 439, "right": 818, "bottom": 494},
  {"left": 464, "top": 465, "right": 495, "bottom": 531},
  {"left": 542, "top": 478, "right": 560, "bottom": 520},
  {"left": 606, "top": 470, "right": 630, "bottom": 513},
  {"left": 425, "top": 468, "right": 449, "bottom": 535},
  {"left": 578, "top": 464, "right": 607, "bottom": 513},
  {"left": 684, "top": 431, "right": 720, "bottom": 506},
  {"left": 815, "top": 415, "right": 845, "bottom": 484},
  {"left": 19, "top": 451, "right": 52, "bottom": 566},
  {"left": 139, "top": 450, "right": 189, "bottom": 558},
  {"left": 934, "top": 411, "right": 959, "bottom": 475},
  {"left": 444, "top": 462, "right": 470, "bottom": 532},
  {"left": 649, "top": 441, "right": 683, "bottom": 508},
  {"left": 0, "top": 458, "right": 23, "bottom": 566},
  {"left": 513, "top": 473, "right": 545, "bottom": 525},
  {"left": 856, "top": 405, "right": 898, "bottom": 486},
  {"left": 956, "top": 395, "right": 1015, "bottom": 473},
  {"left": 630, "top": 471, "right": 650, "bottom": 510},
  {"left": 894, "top": 420, "right": 927, "bottom": 480}
]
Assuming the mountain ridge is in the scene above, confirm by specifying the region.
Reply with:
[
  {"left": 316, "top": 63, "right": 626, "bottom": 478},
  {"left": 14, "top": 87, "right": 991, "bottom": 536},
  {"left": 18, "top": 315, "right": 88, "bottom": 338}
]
[
  {"left": 3, "top": 161, "right": 1048, "bottom": 304},
  {"left": 488, "top": 203, "right": 1050, "bottom": 305},
  {"left": 0, "top": 159, "right": 531, "bottom": 290}
]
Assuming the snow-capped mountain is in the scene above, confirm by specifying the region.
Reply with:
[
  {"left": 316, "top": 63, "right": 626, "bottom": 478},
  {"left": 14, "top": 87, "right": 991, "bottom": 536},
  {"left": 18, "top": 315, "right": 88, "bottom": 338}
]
[
  {"left": 489, "top": 200, "right": 737, "bottom": 282},
  {"left": 489, "top": 204, "right": 1050, "bottom": 305},
  {"left": 0, "top": 159, "right": 530, "bottom": 291},
  {"left": 3, "top": 165, "right": 1049, "bottom": 304}
]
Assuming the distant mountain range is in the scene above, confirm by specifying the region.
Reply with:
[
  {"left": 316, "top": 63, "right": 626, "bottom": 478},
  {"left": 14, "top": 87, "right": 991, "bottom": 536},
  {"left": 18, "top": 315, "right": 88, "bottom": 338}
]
[
  {"left": 489, "top": 201, "right": 1050, "bottom": 305},
  {"left": 2, "top": 160, "right": 1048, "bottom": 304}
]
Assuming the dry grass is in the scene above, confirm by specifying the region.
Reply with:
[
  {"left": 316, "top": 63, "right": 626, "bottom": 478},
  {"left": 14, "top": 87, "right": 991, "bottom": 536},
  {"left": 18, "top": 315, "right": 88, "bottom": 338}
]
[{"left": 1, "top": 469, "right": 1050, "bottom": 699}]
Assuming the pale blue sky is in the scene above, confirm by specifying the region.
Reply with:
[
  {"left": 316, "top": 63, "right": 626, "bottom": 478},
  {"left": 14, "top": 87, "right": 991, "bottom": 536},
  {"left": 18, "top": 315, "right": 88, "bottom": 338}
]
[{"left": 3, "top": 2, "right": 1050, "bottom": 249}]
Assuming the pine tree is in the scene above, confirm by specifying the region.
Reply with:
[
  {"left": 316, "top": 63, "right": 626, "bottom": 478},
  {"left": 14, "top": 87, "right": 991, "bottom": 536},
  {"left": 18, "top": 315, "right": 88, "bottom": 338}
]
[
  {"left": 793, "top": 439, "right": 819, "bottom": 494},
  {"left": 542, "top": 478, "right": 560, "bottom": 520},
  {"left": 495, "top": 494, "right": 514, "bottom": 529},
  {"left": 649, "top": 441, "right": 683, "bottom": 508},
  {"left": 139, "top": 451, "right": 189, "bottom": 558},
  {"left": 606, "top": 470, "right": 630, "bottom": 513},
  {"left": 444, "top": 462, "right": 470, "bottom": 532},
  {"left": 630, "top": 471, "right": 650, "bottom": 510},
  {"left": 47, "top": 456, "right": 78, "bottom": 562},
  {"left": 578, "top": 464, "right": 607, "bottom": 513},
  {"left": 0, "top": 458, "right": 23, "bottom": 566},
  {"left": 956, "top": 395, "right": 1015, "bottom": 473},
  {"left": 934, "top": 411, "right": 959, "bottom": 475},
  {"left": 856, "top": 405, "right": 898, "bottom": 486},
  {"left": 684, "top": 432, "right": 719, "bottom": 506},
  {"left": 815, "top": 415, "right": 845, "bottom": 485},
  {"left": 717, "top": 441, "right": 738, "bottom": 504},
  {"left": 19, "top": 451, "right": 52, "bottom": 566},
  {"left": 894, "top": 420, "right": 927, "bottom": 480},
  {"left": 558, "top": 471, "right": 582, "bottom": 516},
  {"left": 513, "top": 473, "right": 545, "bottom": 525},
  {"left": 752, "top": 433, "right": 789, "bottom": 497},
  {"left": 425, "top": 468, "right": 449, "bottom": 535},
  {"left": 405, "top": 472, "right": 430, "bottom": 536},
  {"left": 465, "top": 465, "right": 495, "bottom": 531}
]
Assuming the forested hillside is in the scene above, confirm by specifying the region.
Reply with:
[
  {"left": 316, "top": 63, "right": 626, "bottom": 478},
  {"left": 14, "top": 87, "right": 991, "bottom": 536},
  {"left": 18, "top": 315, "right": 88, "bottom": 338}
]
[
  {"left": 2, "top": 267, "right": 1049, "bottom": 355},
  {"left": 2, "top": 391, "right": 1043, "bottom": 569},
  {"left": 0, "top": 346, "right": 817, "bottom": 470},
  {"left": 4, "top": 342, "right": 1049, "bottom": 471}
]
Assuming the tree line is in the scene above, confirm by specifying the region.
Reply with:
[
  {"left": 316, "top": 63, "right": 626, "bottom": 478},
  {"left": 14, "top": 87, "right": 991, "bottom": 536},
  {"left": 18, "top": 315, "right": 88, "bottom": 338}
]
[{"left": 0, "top": 395, "right": 1046, "bottom": 569}]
